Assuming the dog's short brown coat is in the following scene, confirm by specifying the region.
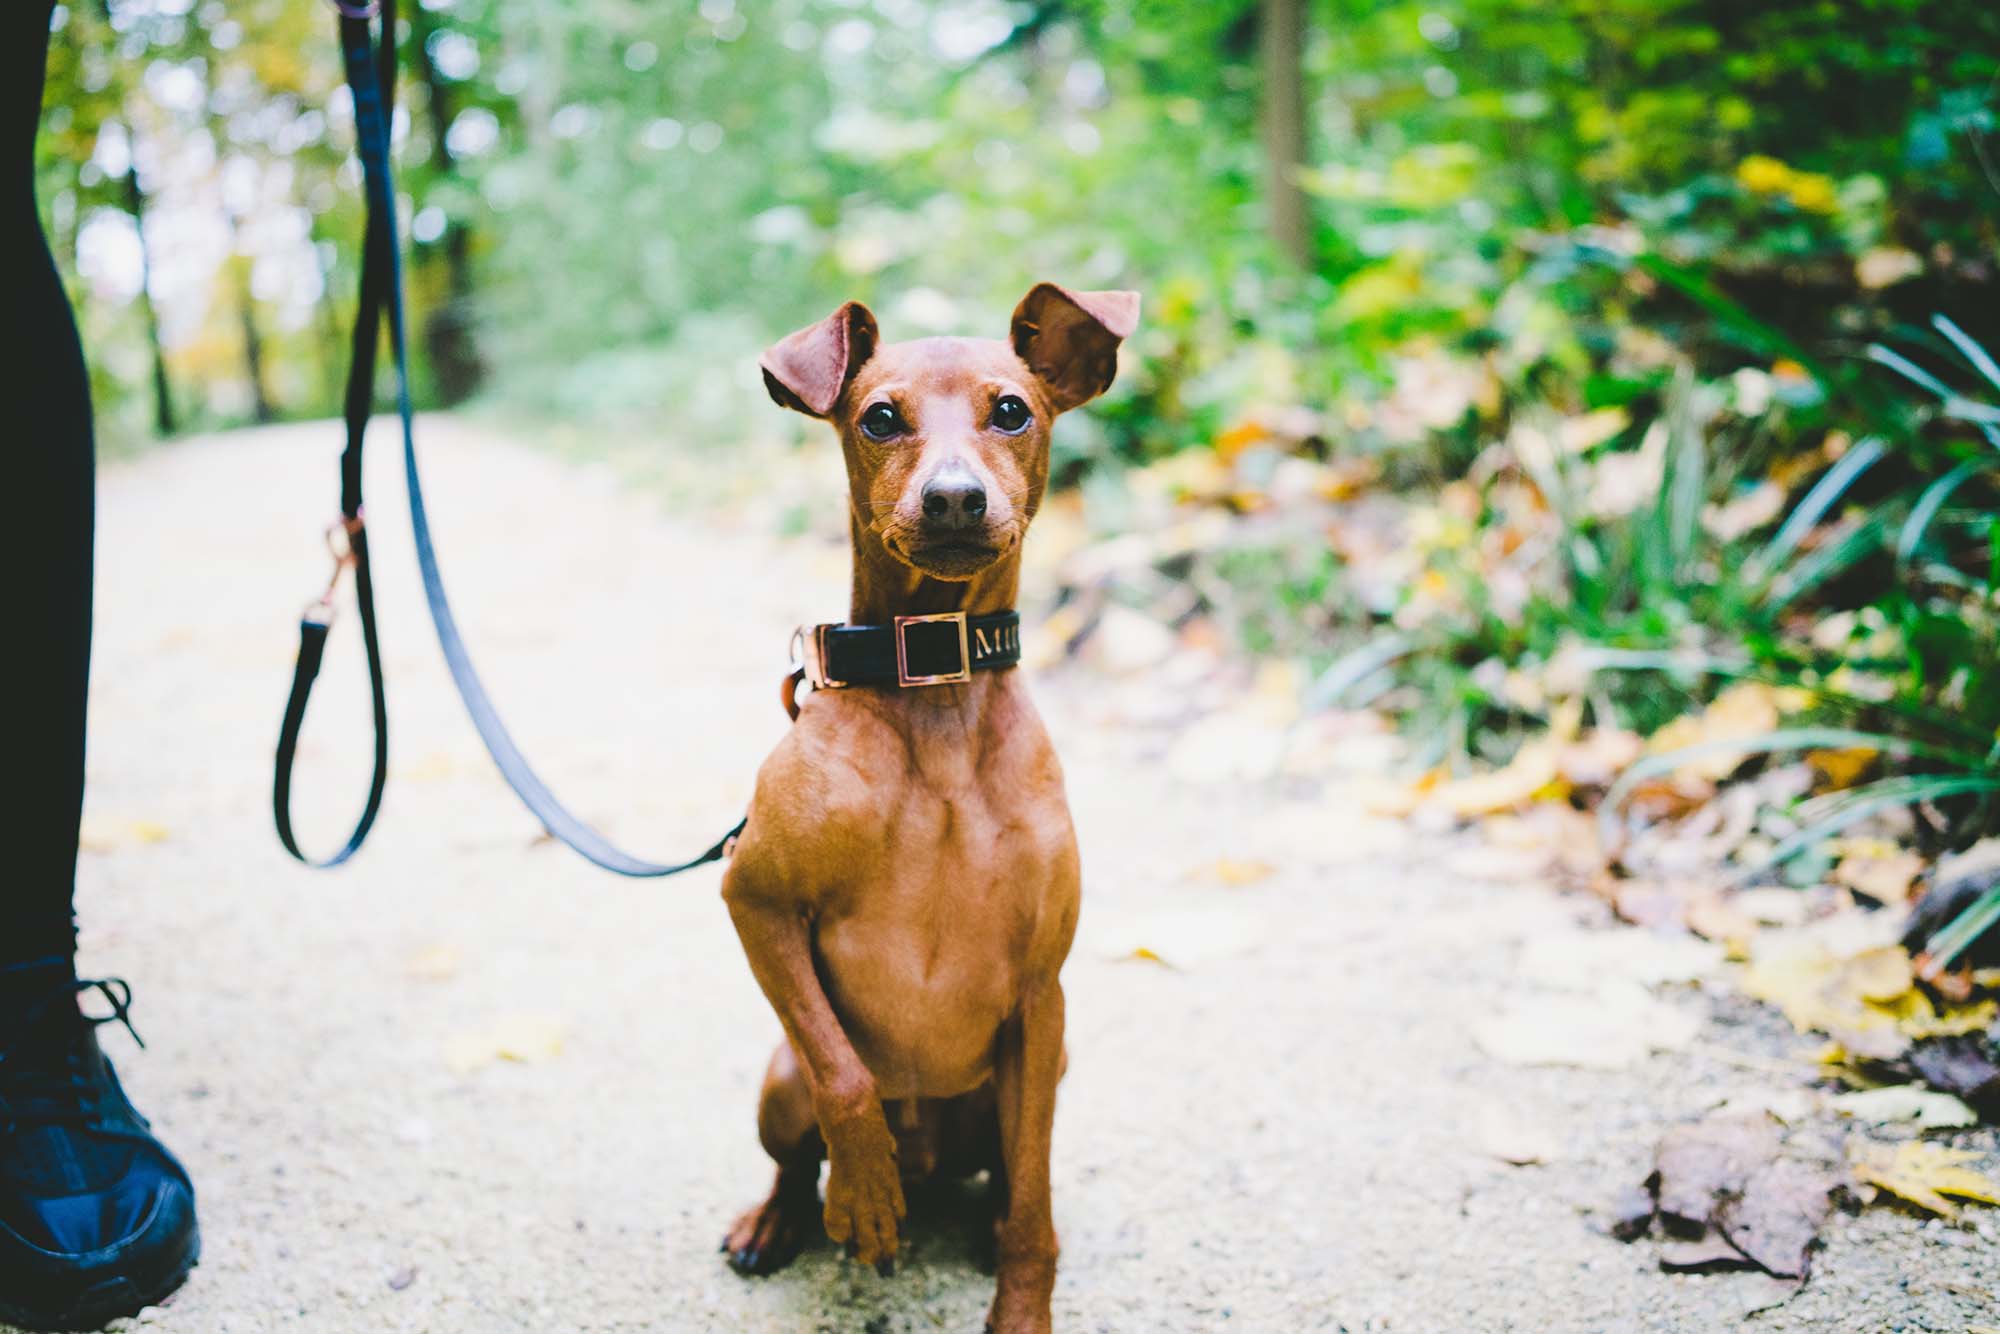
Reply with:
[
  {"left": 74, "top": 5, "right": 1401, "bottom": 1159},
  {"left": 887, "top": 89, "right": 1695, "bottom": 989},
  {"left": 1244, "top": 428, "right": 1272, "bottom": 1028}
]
[{"left": 719, "top": 284, "right": 1137, "bottom": 1333}]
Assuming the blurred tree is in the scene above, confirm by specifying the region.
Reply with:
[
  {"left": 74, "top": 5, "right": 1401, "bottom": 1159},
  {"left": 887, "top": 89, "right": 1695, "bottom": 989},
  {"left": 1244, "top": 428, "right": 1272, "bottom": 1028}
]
[{"left": 1261, "top": 0, "right": 1309, "bottom": 265}]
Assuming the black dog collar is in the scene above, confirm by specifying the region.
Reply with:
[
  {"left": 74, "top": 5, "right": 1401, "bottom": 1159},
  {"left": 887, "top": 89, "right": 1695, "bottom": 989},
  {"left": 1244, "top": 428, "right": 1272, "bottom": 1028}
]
[{"left": 799, "top": 610, "right": 1021, "bottom": 690}]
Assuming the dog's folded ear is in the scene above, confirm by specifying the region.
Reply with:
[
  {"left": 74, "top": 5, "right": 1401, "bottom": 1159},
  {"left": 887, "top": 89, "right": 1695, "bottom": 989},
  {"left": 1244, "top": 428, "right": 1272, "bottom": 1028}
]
[
  {"left": 1009, "top": 283, "right": 1140, "bottom": 412},
  {"left": 761, "top": 301, "right": 879, "bottom": 418}
]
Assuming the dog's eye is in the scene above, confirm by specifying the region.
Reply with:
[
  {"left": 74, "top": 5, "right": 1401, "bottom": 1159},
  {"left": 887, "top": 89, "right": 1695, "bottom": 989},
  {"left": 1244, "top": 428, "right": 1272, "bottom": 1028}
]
[
  {"left": 859, "top": 403, "right": 904, "bottom": 440},
  {"left": 990, "top": 395, "right": 1031, "bottom": 435}
]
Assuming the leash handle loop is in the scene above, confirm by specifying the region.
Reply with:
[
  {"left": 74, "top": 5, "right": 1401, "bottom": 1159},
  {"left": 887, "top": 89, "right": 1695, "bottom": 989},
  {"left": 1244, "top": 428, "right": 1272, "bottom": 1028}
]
[{"left": 274, "top": 0, "right": 745, "bottom": 877}]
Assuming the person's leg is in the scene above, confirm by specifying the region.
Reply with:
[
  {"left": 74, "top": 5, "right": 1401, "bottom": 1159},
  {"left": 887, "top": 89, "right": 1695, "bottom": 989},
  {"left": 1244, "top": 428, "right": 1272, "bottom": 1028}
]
[
  {"left": 4, "top": 1, "right": 91, "bottom": 971},
  {"left": 2, "top": 6, "right": 201, "bottom": 1327}
]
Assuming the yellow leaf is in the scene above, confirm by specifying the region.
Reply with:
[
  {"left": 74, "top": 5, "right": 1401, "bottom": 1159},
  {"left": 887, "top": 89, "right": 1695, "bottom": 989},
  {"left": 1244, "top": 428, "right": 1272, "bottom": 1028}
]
[
  {"left": 1368, "top": 764, "right": 1448, "bottom": 817},
  {"left": 1740, "top": 943, "right": 1915, "bottom": 1040},
  {"left": 1900, "top": 997, "right": 1997, "bottom": 1040},
  {"left": 77, "top": 817, "right": 171, "bottom": 852},
  {"left": 1852, "top": 1141, "right": 2000, "bottom": 1219},
  {"left": 1212, "top": 419, "right": 1269, "bottom": 461},
  {"left": 1646, "top": 683, "right": 1797, "bottom": 784},
  {"left": 1428, "top": 738, "right": 1562, "bottom": 817},
  {"left": 1199, "top": 858, "right": 1278, "bottom": 887},
  {"left": 445, "top": 1014, "right": 566, "bottom": 1074},
  {"left": 1807, "top": 747, "right": 1878, "bottom": 791},
  {"left": 407, "top": 945, "right": 461, "bottom": 982}
]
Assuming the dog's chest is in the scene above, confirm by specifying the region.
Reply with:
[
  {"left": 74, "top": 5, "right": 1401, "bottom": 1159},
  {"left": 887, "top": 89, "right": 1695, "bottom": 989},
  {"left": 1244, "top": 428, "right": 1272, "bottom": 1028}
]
[{"left": 811, "top": 758, "right": 1074, "bottom": 1097}]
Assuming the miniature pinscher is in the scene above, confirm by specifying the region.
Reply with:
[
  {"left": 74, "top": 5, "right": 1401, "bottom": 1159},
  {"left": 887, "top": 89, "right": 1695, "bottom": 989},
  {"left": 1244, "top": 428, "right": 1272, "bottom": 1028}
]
[{"left": 719, "top": 283, "right": 1139, "bottom": 1333}]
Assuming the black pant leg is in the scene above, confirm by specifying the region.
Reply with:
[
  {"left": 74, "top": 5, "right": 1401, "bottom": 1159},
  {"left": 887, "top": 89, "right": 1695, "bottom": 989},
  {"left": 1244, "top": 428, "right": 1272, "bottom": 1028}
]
[{"left": 5, "top": 0, "right": 92, "bottom": 964}]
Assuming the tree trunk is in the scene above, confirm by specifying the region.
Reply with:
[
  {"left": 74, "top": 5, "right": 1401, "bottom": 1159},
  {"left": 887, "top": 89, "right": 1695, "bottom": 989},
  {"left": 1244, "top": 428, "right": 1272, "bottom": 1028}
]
[
  {"left": 1260, "top": 0, "right": 1310, "bottom": 267},
  {"left": 122, "top": 163, "right": 175, "bottom": 436},
  {"left": 409, "top": 4, "right": 484, "bottom": 404},
  {"left": 239, "top": 275, "right": 274, "bottom": 423}
]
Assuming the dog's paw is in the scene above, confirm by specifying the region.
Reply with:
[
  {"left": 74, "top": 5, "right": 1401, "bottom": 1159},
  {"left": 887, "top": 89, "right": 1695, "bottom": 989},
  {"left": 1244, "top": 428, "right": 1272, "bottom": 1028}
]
[
  {"left": 986, "top": 1250, "right": 1057, "bottom": 1334},
  {"left": 985, "top": 1293, "right": 1055, "bottom": 1334},
  {"left": 821, "top": 1109, "right": 906, "bottom": 1270},
  {"left": 721, "top": 1178, "right": 818, "bottom": 1277}
]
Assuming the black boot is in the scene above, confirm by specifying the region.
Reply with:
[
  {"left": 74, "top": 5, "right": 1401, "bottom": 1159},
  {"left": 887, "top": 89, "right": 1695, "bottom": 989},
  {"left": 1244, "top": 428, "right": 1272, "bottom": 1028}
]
[{"left": 0, "top": 958, "right": 199, "bottom": 1331}]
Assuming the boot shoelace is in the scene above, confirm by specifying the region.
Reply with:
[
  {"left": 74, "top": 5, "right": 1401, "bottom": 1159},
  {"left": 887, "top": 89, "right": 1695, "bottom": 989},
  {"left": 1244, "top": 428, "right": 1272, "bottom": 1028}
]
[{"left": 0, "top": 978, "right": 145, "bottom": 1133}]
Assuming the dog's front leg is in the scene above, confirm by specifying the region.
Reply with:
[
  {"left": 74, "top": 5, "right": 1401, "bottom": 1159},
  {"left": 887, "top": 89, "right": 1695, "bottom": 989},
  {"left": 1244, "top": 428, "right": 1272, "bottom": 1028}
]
[
  {"left": 988, "top": 977, "right": 1065, "bottom": 1334},
  {"left": 722, "top": 866, "right": 905, "bottom": 1270}
]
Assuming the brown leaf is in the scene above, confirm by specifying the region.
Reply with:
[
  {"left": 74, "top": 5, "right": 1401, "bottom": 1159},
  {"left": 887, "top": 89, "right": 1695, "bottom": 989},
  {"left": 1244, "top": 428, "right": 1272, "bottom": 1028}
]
[
  {"left": 1715, "top": 1157, "right": 1838, "bottom": 1279},
  {"left": 1658, "top": 1232, "right": 1756, "bottom": 1272},
  {"left": 1652, "top": 1111, "right": 1783, "bottom": 1236},
  {"left": 1831, "top": 847, "right": 1924, "bottom": 905}
]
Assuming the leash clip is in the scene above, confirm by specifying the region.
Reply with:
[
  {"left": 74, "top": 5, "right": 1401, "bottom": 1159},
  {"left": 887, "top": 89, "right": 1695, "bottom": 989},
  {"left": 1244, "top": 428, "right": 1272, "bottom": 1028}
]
[
  {"left": 304, "top": 513, "right": 365, "bottom": 625},
  {"left": 783, "top": 624, "right": 838, "bottom": 720}
]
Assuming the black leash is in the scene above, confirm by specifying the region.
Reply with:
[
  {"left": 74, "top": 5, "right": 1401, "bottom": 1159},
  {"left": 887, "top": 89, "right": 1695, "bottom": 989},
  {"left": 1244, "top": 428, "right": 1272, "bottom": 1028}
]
[{"left": 274, "top": 0, "right": 743, "bottom": 877}]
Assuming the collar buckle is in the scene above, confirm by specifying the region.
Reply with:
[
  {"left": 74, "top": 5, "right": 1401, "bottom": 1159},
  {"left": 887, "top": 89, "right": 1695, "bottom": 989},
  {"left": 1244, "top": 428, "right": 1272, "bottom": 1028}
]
[
  {"left": 802, "top": 624, "right": 847, "bottom": 691},
  {"left": 894, "top": 612, "right": 972, "bottom": 687}
]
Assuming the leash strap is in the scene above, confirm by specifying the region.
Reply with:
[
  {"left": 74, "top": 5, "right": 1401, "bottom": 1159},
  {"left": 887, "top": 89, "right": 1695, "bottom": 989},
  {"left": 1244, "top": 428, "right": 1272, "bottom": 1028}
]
[{"left": 274, "top": 0, "right": 744, "bottom": 876}]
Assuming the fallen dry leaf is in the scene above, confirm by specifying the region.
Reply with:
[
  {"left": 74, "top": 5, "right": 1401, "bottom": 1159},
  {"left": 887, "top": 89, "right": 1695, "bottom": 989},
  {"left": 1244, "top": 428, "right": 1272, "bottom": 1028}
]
[
  {"left": 1806, "top": 747, "right": 1878, "bottom": 791},
  {"left": 1739, "top": 941, "right": 1930, "bottom": 1054},
  {"left": 1653, "top": 1111, "right": 1784, "bottom": 1235},
  {"left": 1473, "top": 982, "right": 1698, "bottom": 1070},
  {"left": 1516, "top": 928, "right": 1721, "bottom": 990},
  {"left": 77, "top": 817, "right": 172, "bottom": 853},
  {"left": 1830, "top": 1085, "right": 1978, "bottom": 1129},
  {"left": 1852, "top": 1141, "right": 2000, "bottom": 1219},
  {"left": 1645, "top": 683, "right": 1799, "bottom": 785},
  {"left": 1716, "top": 1157, "right": 1838, "bottom": 1279},
  {"left": 1832, "top": 847, "right": 1925, "bottom": 905},
  {"left": 1685, "top": 891, "right": 1759, "bottom": 953},
  {"left": 407, "top": 945, "right": 462, "bottom": 982},
  {"left": 398, "top": 751, "right": 457, "bottom": 783},
  {"left": 445, "top": 1013, "right": 566, "bottom": 1074},
  {"left": 1557, "top": 728, "right": 1644, "bottom": 789},
  {"left": 1657, "top": 1233, "right": 1754, "bottom": 1272},
  {"left": 1427, "top": 738, "right": 1563, "bottom": 818},
  {"left": 1195, "top": 858, "right": 1277, "bottom": 887},
  {"left": 1093, "top": 906, "right": 1263, "bottom": 970}
]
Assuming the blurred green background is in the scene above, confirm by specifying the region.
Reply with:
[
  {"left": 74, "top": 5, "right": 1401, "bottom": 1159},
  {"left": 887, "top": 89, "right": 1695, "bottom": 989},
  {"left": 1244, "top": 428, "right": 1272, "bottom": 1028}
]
[
  {"left": 45, "top": 0, "right": 1999, "bottom": 460},
  {"left": 35, "top": 0, "right": 2000, "bottom": 887}
]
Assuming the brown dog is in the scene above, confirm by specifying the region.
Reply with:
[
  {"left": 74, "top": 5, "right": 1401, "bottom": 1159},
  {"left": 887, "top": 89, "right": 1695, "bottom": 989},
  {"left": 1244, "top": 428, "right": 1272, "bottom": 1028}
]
[{"left": 718, "top": 283, "right": 1138, "bottom": 1332}]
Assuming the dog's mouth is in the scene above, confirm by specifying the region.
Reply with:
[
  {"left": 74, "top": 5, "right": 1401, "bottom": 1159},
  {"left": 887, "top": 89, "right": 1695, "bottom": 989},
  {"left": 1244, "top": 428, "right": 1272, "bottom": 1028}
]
[{"left": 894, "top": 534, "right": 1010, "bottom": 579}]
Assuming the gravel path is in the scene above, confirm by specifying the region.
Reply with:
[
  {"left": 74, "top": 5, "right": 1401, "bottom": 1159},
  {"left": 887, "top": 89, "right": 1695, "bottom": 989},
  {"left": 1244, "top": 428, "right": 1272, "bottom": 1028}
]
[{"left": 17, "top": 419, "right": 1995, "bottom": 1332}]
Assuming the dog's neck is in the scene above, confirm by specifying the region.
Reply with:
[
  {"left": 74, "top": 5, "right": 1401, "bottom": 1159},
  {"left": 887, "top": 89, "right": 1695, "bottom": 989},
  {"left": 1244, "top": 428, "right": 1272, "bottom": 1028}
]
[{"left": 847, "top": 513, "right": 1022, "bottom": 625}]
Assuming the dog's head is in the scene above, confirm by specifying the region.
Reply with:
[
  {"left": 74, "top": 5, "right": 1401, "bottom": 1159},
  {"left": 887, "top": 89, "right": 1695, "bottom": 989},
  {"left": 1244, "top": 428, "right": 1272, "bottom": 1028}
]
[{"left": 760, "top": 283, "right": 1139, "bottom": 581}]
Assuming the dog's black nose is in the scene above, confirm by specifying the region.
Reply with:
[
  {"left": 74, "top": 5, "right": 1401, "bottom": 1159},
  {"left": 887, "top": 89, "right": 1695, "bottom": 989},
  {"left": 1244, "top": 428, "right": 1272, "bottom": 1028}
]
[{"left": 920, "top": 466, "right": 987, "bottom": 530}]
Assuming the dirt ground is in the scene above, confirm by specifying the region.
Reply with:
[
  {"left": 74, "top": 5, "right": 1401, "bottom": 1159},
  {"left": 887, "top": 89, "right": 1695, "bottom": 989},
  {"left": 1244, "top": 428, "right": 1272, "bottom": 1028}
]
[{"left": 15, "top": 419, "right": 1996, "bottom": 1333}]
